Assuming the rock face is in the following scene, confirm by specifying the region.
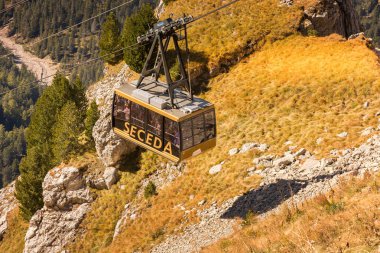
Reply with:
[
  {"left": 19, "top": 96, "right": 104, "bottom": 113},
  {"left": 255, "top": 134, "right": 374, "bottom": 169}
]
[
  {"left": 301, "top": 0, "right": 361, "bottom": 38},
  {"left": 0, "top": 181, "right": 17, "bottom": 240},
  {"left": 24, "top": 167, "right": 94, "bottom": 253},
  {"left": 89, "top": 64, "right": 136, "bottom": 167}
]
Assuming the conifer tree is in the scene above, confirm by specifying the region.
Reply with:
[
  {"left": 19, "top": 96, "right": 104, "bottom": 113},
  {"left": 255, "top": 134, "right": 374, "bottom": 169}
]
[
  {"left": 52, "top": 101, "right": 83, "bottom": 163},
  {"left": 84, "top": 100, "right": 100, "bottom": 147},
  {"left": 99, "top": 12, "right": 122, "bottom": 65},
  {"left": 121, "top": 4, "right": 158, "bottom": 72},
  {"left": 15, "top": 74, "right": 87, "bottom": 220}
]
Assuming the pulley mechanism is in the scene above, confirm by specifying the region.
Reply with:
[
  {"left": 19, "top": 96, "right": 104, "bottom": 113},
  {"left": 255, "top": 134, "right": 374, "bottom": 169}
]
[{"left": 136, "top": 15, "right": 194, "bottom": 108}]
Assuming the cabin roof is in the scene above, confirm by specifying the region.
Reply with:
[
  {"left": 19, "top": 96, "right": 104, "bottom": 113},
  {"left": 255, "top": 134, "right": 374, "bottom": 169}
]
[{"left": 115, "top": 77, "right": 213, "bottom": 121}]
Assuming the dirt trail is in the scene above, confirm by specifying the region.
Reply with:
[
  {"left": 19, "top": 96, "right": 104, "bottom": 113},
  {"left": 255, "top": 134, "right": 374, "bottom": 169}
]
[{"left": 0, "top": 26, "right": 59, "bottom": 85}]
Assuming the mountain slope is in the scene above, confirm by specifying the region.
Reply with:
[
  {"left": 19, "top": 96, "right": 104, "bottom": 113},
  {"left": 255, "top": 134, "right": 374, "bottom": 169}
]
[
  {"left": 2, "top": 0, "right": 380, "bottom": 252},
  {"left": 60, "top": 31, "right": 380, "bottom": 252}
]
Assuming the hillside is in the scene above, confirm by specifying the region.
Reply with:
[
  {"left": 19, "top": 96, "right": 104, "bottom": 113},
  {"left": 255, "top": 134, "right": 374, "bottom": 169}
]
[{"left": 2, "top": 0, "right": 380, "bottom": 252}]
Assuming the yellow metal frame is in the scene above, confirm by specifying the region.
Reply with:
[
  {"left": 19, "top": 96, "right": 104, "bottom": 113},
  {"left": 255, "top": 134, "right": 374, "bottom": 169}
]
[
  {"left": 181, "top": 138, "right": 217, "bottom": 160},
  {"left": 114, "top": 128, "right": 216, "bottom": 162},
  {"left": 115, "top": 89, "right": 214, "bottom": 122},
  {"left": 114, "top": 128, "right": 180, "bottom": 162}
]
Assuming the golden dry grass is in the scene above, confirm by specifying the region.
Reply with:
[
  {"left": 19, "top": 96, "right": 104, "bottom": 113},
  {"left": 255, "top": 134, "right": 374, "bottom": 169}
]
[
  {"left": 0, "top": 208, "right": 29, "bottom": 253},
  {"left": 163, "top": 0, "right": 304, "bottom": 73},
  {"left": 90, "top": 35, "right": 380, "bottom": 252},
  {"left": 203, "top": 173, "right": 380, "bottom": 253}
]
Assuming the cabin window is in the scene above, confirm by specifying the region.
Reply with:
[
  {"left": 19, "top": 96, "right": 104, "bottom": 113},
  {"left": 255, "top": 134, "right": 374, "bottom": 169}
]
[
  {"left": 164, "top": 119, "right": 180, "bottom": 157},
  {"left": 181, "top": 119, "right": 193, "bottom": 150},
  {"left": 181, "top": 109, "right": 216, "bottom": 150},
  {"left": 131, "top": 102, "right": 146, "bottom": 128},
  {"left": 204, "top": 110, "right": 216, "bottom": 139},
  {"left": 113, "top": 95, "right": 131, "bottom": 121},
  {"left": 147, "top": 110, "right": 163, "bottom": 137}
]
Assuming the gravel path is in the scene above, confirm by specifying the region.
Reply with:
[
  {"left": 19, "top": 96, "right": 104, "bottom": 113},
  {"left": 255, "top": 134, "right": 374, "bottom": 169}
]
[{"left": 0, "top": 26, "right": 59, "bottom": 85}]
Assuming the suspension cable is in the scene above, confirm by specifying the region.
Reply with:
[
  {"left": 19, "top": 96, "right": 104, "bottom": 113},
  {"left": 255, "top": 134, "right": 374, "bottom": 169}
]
[
  {"left": 0, "top": 0, "right": 137, "bottom": 60},
  {"left": 0, "top": 0, "right": 242, "bottom": 97}
]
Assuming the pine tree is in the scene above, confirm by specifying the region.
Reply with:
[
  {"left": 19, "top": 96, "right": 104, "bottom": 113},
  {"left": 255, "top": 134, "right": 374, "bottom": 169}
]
[
  {"left": 52, "top": 102, "right": 83, "bottom": 163},
  {"left": 99, "top": 12, "right": 122, "bottom": 65},
  {"left": 15, "top": 74, "right": 87, "bottom": 220},
  {"left": 121, "top": 4, "right": 158, "bottom": 72},
  {"left": 84, "top": 100, "right": 100, "bottom": 148}
]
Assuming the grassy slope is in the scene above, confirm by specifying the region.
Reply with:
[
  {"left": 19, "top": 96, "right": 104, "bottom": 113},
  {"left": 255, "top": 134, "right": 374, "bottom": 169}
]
[
  {"left": 203, "top": 173, "right": 380, "bottom": 253},
  {"left": 162, "top": 0, "right": 304, "bottom": 76},
  {"left": 72, "top": 35, "right": 379, "bottom": 252}
]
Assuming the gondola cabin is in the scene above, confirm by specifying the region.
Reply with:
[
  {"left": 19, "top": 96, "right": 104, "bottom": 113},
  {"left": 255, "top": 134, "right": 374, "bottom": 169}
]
[{"left": 112, "top": 78, "right": 216, "bottom": 162}]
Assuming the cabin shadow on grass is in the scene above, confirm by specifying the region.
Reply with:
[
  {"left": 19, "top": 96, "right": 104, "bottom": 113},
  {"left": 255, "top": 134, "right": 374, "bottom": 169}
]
[
  {"left": 221, "top": 170, "right": 348, "bottom": 219},
  {"left": 221, "top": 179, "right": 308, "bottom": 219},
  {"left": 118, "top": 147, "right": 144, "bottom": 173}
]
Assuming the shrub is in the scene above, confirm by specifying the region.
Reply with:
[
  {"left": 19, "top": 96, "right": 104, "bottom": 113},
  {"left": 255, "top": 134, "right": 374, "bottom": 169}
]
[{"left": 144, "top": 181, "right": 157, "bottom": 198}]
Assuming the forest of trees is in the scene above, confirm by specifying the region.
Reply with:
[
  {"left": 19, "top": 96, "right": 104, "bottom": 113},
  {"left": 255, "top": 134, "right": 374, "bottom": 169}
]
[
  {"left": 0, "top": 0, "right": 156, "bottom": 85},
  {"left": 13, "top": 4, "right": 156, "bottom": 220},
  {"left": 0, "top": 44, "right": 41, "bottom": 189},
  {"left": 354, "top": 0, "right": 380, "bottom": 47},
  {"left": 15, "top": 74, "right": 99, "bottom": 220}
]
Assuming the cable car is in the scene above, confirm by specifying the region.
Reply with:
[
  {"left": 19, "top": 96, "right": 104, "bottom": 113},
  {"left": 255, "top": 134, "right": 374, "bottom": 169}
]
[{"left": 112, "top": 15, "right": 217, "bottom": 162}]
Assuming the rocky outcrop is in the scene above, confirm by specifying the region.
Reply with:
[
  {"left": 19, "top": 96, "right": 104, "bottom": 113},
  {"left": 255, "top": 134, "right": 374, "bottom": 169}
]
[
  {"left": 88, "top": 64, "right": 136, "bottom": 167},
  {"left": 152, "top": 133, "right": 380, "bottom": 253},
  {"left": 0, "top": 181, "right": 17, "bottom": 240},
  {"left": 24, "top": 167, "right": 94, "bottom": 253},
  {"left": 300, "top": 0, "right": 361, "bottom": 38}
]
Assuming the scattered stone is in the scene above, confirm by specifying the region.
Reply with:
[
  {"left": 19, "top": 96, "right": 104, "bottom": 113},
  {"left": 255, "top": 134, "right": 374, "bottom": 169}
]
[
  {"left": 284, "top": 140, "right": 293, "bottom": 146},
  {"left": 239, "top": 143, "right": 259, "bottom": 153},
  {"left": 376, "top": 111, "right": 380, "bottom": 117},
  {"left": 363, "top": 101, "right": 370, "bottom": 108},
  {"left": 228, "top": 148, "right": 239, "bottom": 156},
  {"left": 103, "top": 167, "right": 119, "bottom": 189},
  {"left": 361, "top": 127, "right": 374, "bottom": 136},
  {"left": 337, "top": 132, "right": 348, "bottom": 138},
  {"left": 316, "top": 137, "right": 324, "bottom": 145},
  {"left": 209, "top": 164, "right": 222, "bottom": 175},
  {"left": 300, "top": 158, "right": 320, "bottom": 172},
  {"left": 288, "top": 145, "right": 297, "bottom": 151},
  {"left": 189, "top": 195, "right": 195, "bottom": 200},
  {"left": 257, "top": 144, "right": 269, "bottom": 152},
  {"left": 273, "top": 155, "right": 294, "bottom": 167},
  {"left": 198, "top": 199, "right": 206, "bottom": 206},
  {"left": 294, "top": 148, "right": 307, "bottom": 157},
  {"left": 279, "top": 0, "right": 293, "bottom": 6}
]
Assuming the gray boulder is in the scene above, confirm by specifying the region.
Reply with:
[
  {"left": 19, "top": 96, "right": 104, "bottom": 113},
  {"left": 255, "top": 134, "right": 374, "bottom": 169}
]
[
  {"left": 24, "top": 167, "right": 94, "bottom": 253},
  {"left": 273, "top": 155, "right": 295, "bottom": 167},
  {"left": 0, "top": 181, "right": 17, "bottom": 240},
  {"left": 90, "top": 65, "right": 136, "bottom": 168},
  {"left": 209, "top": 164, "right": 222, "bottom": 175},
  {"left": 103, "top": 167, "right": 119, "bottom": 189}
]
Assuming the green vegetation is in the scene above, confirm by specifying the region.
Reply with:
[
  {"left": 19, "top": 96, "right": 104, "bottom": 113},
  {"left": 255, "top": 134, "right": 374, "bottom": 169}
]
[
  {"left": 84, "top": 100, "right": 100, "bottom": 148},
  {"left": 0, "top": 0, "right": 156, "bottom": 85},
  {"left": 144, "top": 181, "right": 157, "bottom": 198},
  {"left": 15, "top": 74, "right": 89, "bottom": 220},
  {"left": 354, "top": 0, "right": 380, "bottom": 47},
  {"left": 121, "top": 4, "right": 158, "bottom": 72},
  {"left": 99, "top": 12, "right": 123, "bottom": 65},
  {"left": 0, "top": 44, "right": 40, "bottom": 188}
]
